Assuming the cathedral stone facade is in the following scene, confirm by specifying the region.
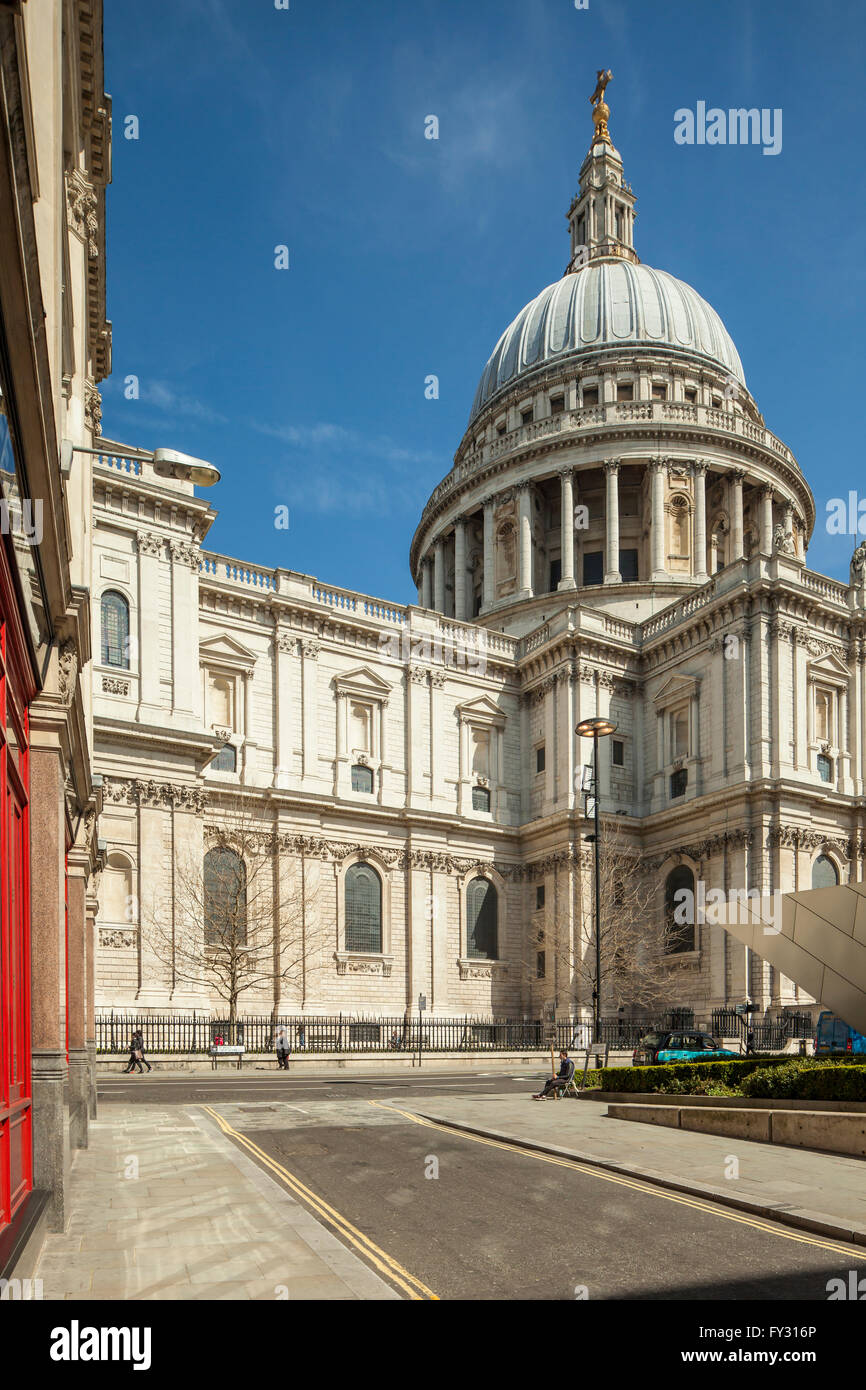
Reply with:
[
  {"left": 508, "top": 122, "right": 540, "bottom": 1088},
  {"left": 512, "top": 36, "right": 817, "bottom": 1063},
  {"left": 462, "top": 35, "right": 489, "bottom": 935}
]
[{"left": 91, "top": 108, "right": 866, "bottom": 1025}]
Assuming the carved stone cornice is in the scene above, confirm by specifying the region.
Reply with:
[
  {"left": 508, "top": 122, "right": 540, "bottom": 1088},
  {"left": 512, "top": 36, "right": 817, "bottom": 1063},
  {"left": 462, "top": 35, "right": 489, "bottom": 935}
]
[
  {"left": 104, "top": 778, "right": 208, "bottom": 812},
  {"left": 769, "top": 825, "right": 851, "bottom": 858}
]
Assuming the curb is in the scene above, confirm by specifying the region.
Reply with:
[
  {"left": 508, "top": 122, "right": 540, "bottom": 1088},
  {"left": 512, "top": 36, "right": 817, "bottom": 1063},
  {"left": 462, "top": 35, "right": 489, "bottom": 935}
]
[{"left": 411, "top": 1110, "right": 866, "bottom": 1250}]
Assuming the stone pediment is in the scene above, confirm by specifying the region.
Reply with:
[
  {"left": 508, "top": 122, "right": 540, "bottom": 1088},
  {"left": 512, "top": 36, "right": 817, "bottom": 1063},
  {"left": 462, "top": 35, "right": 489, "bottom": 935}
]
[
  {"left": 333, "top": 666, "right": 392, "bottom": 700},
  {"left": 199, "top": 632, "right": 258, "bottom": 669},
  {"left": 652, "top": 672, "right": 700, "bottom": 708},
  {"left": 456, "top": 694, "right": 507, "bottom": 726},
  {"left": 808, "top": 652, "right": 849, "bottom": 685}
]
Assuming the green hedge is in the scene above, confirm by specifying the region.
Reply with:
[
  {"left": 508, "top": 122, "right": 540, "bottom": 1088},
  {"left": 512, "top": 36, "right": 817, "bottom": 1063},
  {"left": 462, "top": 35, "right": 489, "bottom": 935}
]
[
  {"left": 740, "top": 1058, "right": 866, "bottom": 1101},
  {"left": 592, "top": 1057, "right": 793, "bottom": 1093}
]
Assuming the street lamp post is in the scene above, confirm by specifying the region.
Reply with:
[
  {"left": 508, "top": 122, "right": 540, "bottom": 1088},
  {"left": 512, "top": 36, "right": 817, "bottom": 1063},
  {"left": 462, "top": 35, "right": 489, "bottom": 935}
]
[{"left": 576, "top": 716, "right": 617, "bottom": 1045}]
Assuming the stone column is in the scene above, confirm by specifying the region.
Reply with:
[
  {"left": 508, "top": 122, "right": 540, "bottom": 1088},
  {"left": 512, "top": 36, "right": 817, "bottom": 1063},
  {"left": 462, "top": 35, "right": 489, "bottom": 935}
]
[
  {"left": 28, "top": 736, "right": 69, "bottom": 1231},
  {"left": 693, "top": 462, "right": 708, "bottom": 580},
  {"left": 433, "top": 537, "right": 445, "bottom": 613},
  {"left": 421, "top": 556, "right": 432, "bottom": 610},
  {"left": 300, "top": 638, "right": 319, "bottom": 785},
  {"left": 169, "top": 541, "right": 200, "bottom": 717},
  {"left": 729, "top": 470, "right": 745, "bottom": 561},
  {"left": 558, "top": 469, "right": 576, "bottom": 590},
  {"left": 759, "top": 485, "right": 774, "bottom": 555},
  {"left": 517, "top": 482, "right": 533, "bottom": 598},
  {"left": 454, "top": 515, "right": 468, "bottom": 621},
  {"left": 482, "top": 496, "right": 495, "bottom": 610},
  {"left": 274, "top": 629, "right": 295, "bottom": 788},
  {"left": 840, "top": 681, "right": 851, "bottom": 792},
  {"left": 136, "top": 531, "right": 163, "bottom": 717},
  {"left": 649, "top": 461, "right": 665, "bottom": 580},
  {"left": 604, "top": 460, "right": 621, "bottom": 583},
  {"left": 66, "top": 852, "right": 90, "bottom": 1151}
]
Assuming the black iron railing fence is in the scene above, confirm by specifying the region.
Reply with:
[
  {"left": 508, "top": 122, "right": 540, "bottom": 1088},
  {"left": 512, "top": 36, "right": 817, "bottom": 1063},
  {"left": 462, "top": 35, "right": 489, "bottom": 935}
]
[
  {"left": 96, "top": 1007, "right": 813, "bottom": 1056},
  {"left": 711, "top": 1008, "right": 814, "bottom": 1051},
  {"left": 97, "top": 1012, "right": 592, "bottom": 1055}
]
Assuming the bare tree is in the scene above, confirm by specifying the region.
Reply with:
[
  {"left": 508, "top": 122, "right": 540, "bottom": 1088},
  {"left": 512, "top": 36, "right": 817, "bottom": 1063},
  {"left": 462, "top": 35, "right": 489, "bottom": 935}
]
[
  {"left": 529, "top": 818, "right": 669, "bottom": 1020},
  {"left": 146, "top": 793, "right": 321, "bottom": 1041}
]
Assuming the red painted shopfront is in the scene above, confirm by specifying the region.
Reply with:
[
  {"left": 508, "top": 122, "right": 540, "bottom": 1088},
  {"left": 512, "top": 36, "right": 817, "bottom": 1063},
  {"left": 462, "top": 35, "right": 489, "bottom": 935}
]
[{"left": 0, "top": 517, "right": 34, "bottom": 1236}]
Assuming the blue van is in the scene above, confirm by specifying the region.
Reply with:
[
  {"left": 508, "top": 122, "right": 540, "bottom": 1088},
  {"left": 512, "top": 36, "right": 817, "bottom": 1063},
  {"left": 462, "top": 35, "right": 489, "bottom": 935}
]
[{"left": 814, "top": 1012, "right": 866, "bottom": 1055}]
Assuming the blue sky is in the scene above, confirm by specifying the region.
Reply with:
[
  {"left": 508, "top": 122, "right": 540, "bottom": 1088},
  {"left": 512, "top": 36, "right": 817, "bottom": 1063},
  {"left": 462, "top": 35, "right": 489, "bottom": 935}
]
[{"left": 102, "top": 0, "right": 866, "bottom": 600}]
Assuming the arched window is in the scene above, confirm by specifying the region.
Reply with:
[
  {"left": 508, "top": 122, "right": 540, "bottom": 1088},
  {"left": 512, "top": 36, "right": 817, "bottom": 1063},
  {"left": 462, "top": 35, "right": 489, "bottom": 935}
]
[
  {"left": 467, "top": 877, "right": 498, "bottom": 959},
  {"left": 345, "top": 862, "right": 382, "bottom": 952},
  {"left": 101, "top": 590, "right": 130, "bottom": 668},
  {"left": 664, "top": 865, "right": 696, "bottom": 954},
  {"left": 351, "top": 764, "right": 373, "bottom": 794},
  {"left": 811, "top": 854, "right": 839, "bottom": 889},
  {"left": 210, "top": 744, "right": 237, "bottom": 773},
  {"left": 204, "top": 847, "right": 247, "bottom": 947},
  {"left": 472, "top": 786, "right": 491, "bottom": 812}
]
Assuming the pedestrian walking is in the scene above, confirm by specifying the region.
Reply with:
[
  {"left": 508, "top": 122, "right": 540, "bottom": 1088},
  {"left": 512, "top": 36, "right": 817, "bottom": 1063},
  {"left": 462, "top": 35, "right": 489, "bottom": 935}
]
[
  {"left": 297, "top": 1023, "right": 306, "bottom": 1050},
  {"left": 274, "top": 1026, "right": 290, "bottom": 1070},
  {"left": 746, "top": 1028, "right": 756, "bottom": 1057},
  {"left": 132, "top": 1028, "right": 151, "bottom": 1073}
]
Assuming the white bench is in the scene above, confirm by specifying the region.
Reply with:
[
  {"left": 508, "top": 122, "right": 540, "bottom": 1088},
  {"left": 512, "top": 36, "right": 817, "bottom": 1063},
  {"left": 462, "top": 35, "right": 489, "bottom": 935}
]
[{"left": 209, "top": 1044, "right": 245, "bottom": 1070}]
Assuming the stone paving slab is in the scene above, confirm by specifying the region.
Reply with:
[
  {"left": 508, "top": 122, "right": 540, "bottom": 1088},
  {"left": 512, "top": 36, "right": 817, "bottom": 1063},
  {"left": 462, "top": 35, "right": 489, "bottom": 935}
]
[
  {"left": 34, "top": 1103, "right": 399, "bottom": 1301},
  {"left": 400, "top": 1092, "right": 866, "bottom": 1246}
]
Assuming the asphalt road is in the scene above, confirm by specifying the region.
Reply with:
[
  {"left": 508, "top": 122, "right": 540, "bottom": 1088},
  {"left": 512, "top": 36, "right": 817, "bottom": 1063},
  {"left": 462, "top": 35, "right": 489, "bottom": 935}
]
[
  {"left": 97, "top": 1068, "right": 546, "bottom": 1104},
  {"left": 99, "top": 1070, "right": 863, "bottom": 1301}
]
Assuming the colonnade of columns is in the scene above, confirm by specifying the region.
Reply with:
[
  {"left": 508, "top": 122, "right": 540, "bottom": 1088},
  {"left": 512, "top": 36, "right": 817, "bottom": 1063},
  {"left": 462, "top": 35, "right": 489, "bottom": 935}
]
[{"left": 416, "top": 462, "right": 796, "bottom": 618}]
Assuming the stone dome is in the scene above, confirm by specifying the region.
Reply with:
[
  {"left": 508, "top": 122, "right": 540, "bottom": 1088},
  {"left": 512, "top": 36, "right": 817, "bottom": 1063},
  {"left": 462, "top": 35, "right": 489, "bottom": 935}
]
[{"left": 470, "top": 260, "right": 746, "bottom": 422}]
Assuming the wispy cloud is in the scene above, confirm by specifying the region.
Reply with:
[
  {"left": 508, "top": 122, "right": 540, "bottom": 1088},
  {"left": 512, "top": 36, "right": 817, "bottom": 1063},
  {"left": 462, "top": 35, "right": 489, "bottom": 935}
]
[
  {"left": 253, "top": 418, "right": 443, "bottom": 516},
  {"left": 382, "top": 71, "right": 531, "bottom": 196},
  {"left": 143, "top": 381, "right": 228, "bottom": 424}
]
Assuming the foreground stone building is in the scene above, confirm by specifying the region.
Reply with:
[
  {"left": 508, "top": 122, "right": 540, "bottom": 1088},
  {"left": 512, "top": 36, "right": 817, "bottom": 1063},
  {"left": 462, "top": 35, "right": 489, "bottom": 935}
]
[
  {"left": 91, "top": 97, "right": 865, "bottom": 1029},
  {"left": 0, "top": 0, "right": 106, "bottom": 1266}
]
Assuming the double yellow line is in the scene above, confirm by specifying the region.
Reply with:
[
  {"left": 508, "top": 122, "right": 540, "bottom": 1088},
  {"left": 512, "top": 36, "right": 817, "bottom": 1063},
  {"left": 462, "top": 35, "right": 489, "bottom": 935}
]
[
  {"left": 371, "top": 1101, "right": 866, "bottom": 1262},
  {"left": 200, "top": 1104, "right": 439, "bottom": 1300}
]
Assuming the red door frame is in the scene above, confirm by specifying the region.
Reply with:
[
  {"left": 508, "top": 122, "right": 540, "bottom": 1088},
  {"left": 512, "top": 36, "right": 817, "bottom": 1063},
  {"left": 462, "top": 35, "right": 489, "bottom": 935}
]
[{"left": 0, "top": 533, "right": 33, "bottom": 1235}]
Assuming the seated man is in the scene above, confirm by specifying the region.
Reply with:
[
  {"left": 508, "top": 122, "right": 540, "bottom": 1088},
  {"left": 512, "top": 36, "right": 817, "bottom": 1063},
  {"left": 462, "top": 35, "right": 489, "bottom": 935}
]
[{"left": 533, "top": 1051, "right": 575, "bottom": 1099}]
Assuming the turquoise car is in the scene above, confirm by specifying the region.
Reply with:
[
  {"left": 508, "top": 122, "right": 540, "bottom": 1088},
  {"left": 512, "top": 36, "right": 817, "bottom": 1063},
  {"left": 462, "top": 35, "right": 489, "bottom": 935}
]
[{"left": 655, "top": 1032, "right": 740, "bottom": 1063}]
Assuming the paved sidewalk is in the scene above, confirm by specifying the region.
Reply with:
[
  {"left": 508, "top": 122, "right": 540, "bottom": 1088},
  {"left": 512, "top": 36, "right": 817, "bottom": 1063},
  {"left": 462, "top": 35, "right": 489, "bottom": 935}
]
[
  {"left": 34, "top": 1103, "right": 399, "bottom": 1300},
  {"left": 402, "top": 1093, "right": 866, "bottom": 1246}
]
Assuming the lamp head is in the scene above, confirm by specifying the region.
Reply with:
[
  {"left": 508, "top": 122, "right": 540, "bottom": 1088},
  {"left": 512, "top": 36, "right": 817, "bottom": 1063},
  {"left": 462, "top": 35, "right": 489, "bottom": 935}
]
[
  {"left": 576, "top": 717, "right": 617, "bottom": 738},
  {"left": 152, "top": 447, "right": 220, "bottom": 487}
]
